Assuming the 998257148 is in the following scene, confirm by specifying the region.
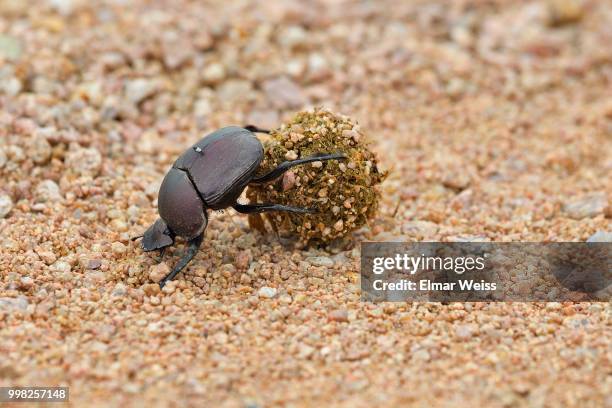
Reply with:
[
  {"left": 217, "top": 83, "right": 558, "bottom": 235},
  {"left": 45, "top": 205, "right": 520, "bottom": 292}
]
[{"left": 0, "top": 387, "right": 69, "bottom": 402}]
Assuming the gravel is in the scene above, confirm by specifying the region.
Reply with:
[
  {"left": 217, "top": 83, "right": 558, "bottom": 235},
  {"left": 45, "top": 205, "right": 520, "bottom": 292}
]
[{"left": 0, "top": 0, "right": 610, "bottom": 406}]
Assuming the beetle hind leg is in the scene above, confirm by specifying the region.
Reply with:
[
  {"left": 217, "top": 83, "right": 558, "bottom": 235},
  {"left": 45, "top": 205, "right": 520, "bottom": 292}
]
[
  {"left": 249, "top": 153, "right": 346, "bottom": 184},
  {"left": 159, "top": 233, "right": 204, "bottom": 288},
  {"left": 233, "top": 203, "right": 317, "bottom": 214}
]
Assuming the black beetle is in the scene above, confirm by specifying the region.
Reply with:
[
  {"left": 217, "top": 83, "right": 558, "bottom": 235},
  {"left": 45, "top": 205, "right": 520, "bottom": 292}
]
[{"left": 138, "top": 125, "right": 345, "bottom": 287}]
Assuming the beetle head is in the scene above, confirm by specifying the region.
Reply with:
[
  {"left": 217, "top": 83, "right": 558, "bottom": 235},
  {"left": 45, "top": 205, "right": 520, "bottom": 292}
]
[{"left": 141, "top": 218, "right": 175, "bottom": 252}]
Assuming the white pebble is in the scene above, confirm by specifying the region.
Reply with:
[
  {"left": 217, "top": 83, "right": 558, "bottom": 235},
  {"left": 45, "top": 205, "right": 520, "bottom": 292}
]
[
  {"left": 36, "top": 180, "right": 63, "bottom": 202},
  {"left": 112, "top": 283, "right": 127, "bottom": 296},
  {"left": 0, "top": 194, "right": 13, "bottom": 218},
  {"left": 455, "top": 324, "right": 477, "bottom": 339},
  {"left": 258, "top": 286, "right": 277, "bottom": 298},
  {"left": 125, "top": 78, "right": 158, "bottom": 104},
  {"left": 587, "top": 231, "right": 612, "bottom": 242},
  {"left": 20, "top": 276, "right": 34, "bottom": 288},
  {"left": 202, "top": 63, "right": 226, "bottom": 84},
  {"left": 0, "top": 296, "right": 29, "bottom": 312},
  {"left": 285, "top": 150, "right": 298, "bottom": 160},
  {"left": 1, "top": 77, "right": 21, "bottom": 96},
  {"left": 51, "top": 260, "right": 71, "bottom": 273},
  {"left": 564, "top": 193, "right": 607, "bottom": 219}
]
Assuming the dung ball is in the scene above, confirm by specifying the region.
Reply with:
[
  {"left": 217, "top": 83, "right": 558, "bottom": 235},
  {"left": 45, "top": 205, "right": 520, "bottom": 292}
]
[{"left": 246, "top": 108, "right": 387, "bottom": 243}]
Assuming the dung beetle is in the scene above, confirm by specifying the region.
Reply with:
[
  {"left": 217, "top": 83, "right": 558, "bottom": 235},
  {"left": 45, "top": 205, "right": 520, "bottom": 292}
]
[{"left": 137, "top": 125, "right": 346, "bottom": 287}]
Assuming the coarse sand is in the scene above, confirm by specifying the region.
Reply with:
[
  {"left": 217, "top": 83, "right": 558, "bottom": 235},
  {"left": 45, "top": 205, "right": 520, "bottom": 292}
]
[{"left": 0, "top": 0, "right": 610, "bottom": 407}]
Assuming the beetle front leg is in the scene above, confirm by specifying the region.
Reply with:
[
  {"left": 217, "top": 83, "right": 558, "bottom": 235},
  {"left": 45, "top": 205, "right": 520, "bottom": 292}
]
[
  {"left": 159, "top": 233, "right": 204, "bottom": 288},
  {"left": 249, "top": 153, "right": 347, "bottom": 184},
  {"left": 233, "top": 203, "right": 316, "bottom": 214}
]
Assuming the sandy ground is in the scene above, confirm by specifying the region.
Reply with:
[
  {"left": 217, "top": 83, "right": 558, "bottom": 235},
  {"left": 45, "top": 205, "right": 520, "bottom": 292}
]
[{"left": 0, "top": 0, "right": 611, "bottom": 406}]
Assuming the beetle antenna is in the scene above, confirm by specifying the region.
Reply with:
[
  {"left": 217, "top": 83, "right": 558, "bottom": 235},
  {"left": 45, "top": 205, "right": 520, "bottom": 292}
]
[{"left": 244, "top": 125, "right": 271, "bottom": 134}]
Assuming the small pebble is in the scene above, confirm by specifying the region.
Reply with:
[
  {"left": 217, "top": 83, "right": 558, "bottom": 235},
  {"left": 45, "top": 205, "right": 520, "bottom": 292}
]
[
  {"left": 149, "top": 262, "right": 170, "bottom": 283},
  {"left": 37, "top": 250, "right": 57, "bottom": 265},
  {"left": 547, "top": 0, "right": 584, "bottom": 27},
  {"left": 298, "top": 343, "right": 315, "bottom": 359},
  {"left": 51, "top": 261, "right": 71, "bottom": 273},
  {"left": 202, "top": 62, "right": 226, "bottom": 84},
  {"left": 87, "top": 259, "right": 102, "bottom": 270},
  {"left": 111, "top": 242, "right": 127, "bottom": 255},
  {"left": 282, "top": 171, "right": 296, "bottom": 191},
  {"left": 125, "top": 78, "right": 158, "bottom": 104},
  {"left": 258, "top": 286, "right": 277, "bottom": 298},
  {"left": 328, "top": 309, "right": 349, "bottom": 322},
  {"left": 35, "top": 180, "right": 63, "bottom": 202},
  {"left": 0, "top": 297, "right": 29, "bottom": 312},
  {"left": 564, "top": 194, "right": 607, "bottom": 219},
  {"left": 455, "top": 324, "right": 477, "bottom": 339},
  {"left": 0, "top": 194, "right": 13, "bottom": 218},
  {"left": 29, "top": 134, "right": 52, "bottom": 164},
  {"left": 285, "top": 150, "right": 298, "bottom": 160},
  {"left": 586, "top": 231, "right": 612, "bottom": 242},
  {"left": 112, "top": 283, "right": 127, "bottom": 296},
  {"left": 307, "top": 256, "right": 334, "bottom": 268},
  {"left": 235, "top": 251, "right": 251, "bottom": 269},
  {"left": 19, "top": 276, "right": 34, "bottom": 289}
]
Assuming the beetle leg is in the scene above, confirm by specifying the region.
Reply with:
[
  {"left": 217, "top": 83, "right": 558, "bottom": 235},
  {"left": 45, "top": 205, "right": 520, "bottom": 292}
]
[
  {"left": 233, "top": 203, "right": 316, "bottom": 214},
  {"left": 243, "top": 125, "right": 270, "bottom": 134},
  {"left": 157, "top": 247, "right": 166, "bottom": 261},
  {"left": 249, "top": 153, "right": 347, "bottom": 184},
  {"left": 159, "top": 233, "right": 204, "bottom": 288}
]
